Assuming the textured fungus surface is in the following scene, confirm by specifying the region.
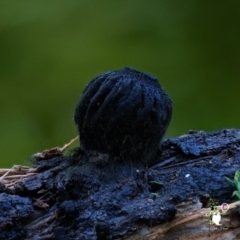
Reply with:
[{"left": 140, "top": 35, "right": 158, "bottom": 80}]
[{"left": 74, "top": 67, "right": 172, "bottom": 166}]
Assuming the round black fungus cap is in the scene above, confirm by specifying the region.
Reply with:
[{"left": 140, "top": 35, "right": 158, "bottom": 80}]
[{"left": 74, "top": 67, "right": 172, "bottom": 165}]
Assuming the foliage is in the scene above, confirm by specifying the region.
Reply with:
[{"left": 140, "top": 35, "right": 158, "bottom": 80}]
[{"left": 225, "top": 170, "right": 240, "bottom": 199}]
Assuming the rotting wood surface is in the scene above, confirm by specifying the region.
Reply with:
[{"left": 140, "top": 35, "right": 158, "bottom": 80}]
[{"left": 0, "top": 129, "right": 240, "bottom": 240}]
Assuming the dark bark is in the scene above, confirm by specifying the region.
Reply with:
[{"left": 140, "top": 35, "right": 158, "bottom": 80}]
[{"left": 1, "top": 129, "right": 240, "bottom": 240}]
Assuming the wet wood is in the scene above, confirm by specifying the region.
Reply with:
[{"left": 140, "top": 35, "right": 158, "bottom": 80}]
[{"left": 0, "top": 129, "right": 240, "bottom": 239}]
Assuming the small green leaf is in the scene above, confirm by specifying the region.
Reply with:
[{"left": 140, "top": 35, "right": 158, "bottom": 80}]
[
  {"left": 234, "top": 170, "right": 240, "bottom": 182},
  {"left": 232, "top": 191, "right": 240, "bottom": 199},
  {"left": 149, "top": 181, "right": 163, "bottom": 185},
  {"left": 235, "top": 192, "right": 240, "bottom": 200},
  {"left": 225, "top": 176, "right": 235, "bottom": 185},
  {"left": 151, "top": 193, "right": 160, "bottom": 198}
]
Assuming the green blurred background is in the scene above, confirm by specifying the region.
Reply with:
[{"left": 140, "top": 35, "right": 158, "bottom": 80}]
[{"left": 0, "top": 1, "right": 239, "bottom": 167}]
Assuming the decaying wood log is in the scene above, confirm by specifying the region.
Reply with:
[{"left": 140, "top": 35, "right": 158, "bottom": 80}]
[{"left": 1, "top": 129, "right": 240, "bottom": 240}]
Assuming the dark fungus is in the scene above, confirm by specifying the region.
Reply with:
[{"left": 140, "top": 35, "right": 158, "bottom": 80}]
[{"left": 74, "top": 67, "right": 172, "bottom": 166}]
